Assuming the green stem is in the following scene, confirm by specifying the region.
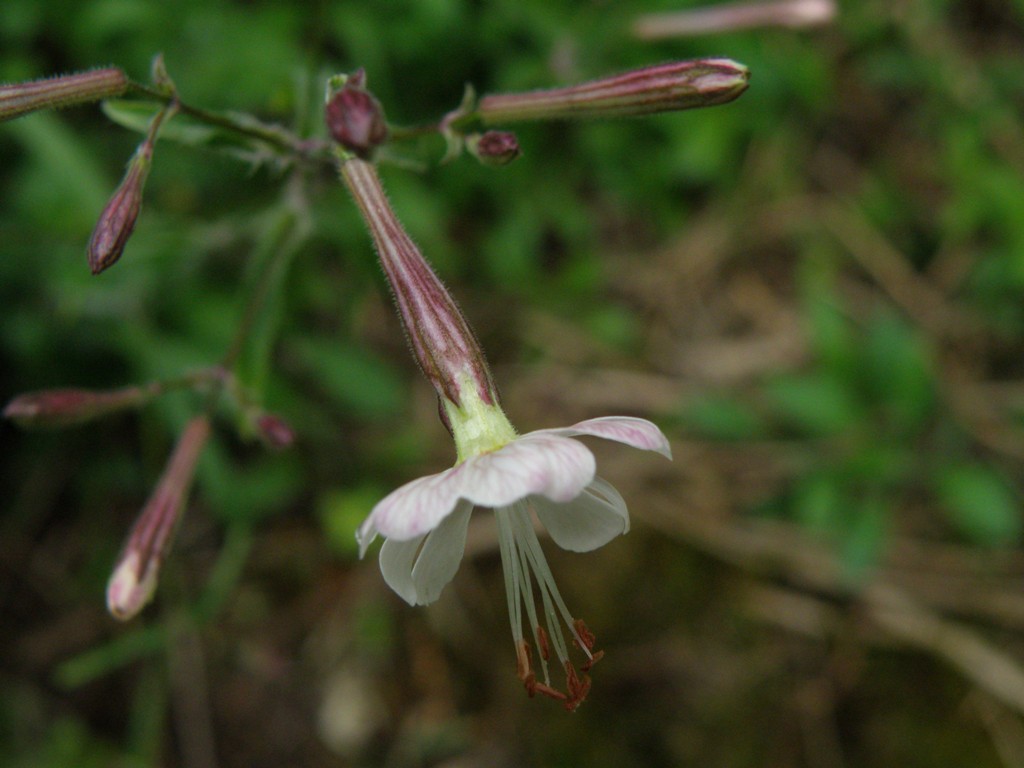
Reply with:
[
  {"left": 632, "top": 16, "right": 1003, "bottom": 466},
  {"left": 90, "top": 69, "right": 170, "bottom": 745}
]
[{"left": 127, "top": 80, "right": 329, "bottom": 163}]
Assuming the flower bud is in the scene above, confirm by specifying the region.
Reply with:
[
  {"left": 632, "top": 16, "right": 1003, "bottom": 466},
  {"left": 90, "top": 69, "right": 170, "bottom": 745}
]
[
  {"left": 633, "top": 0, "right": 836, "bottom": 38},
  {"left": 466, "top": 131, "right": 521, "bottom": 167},
  {"left": 475, "top": 59, "right": 749, "bottom": 124},
  {"left": 325, "top": 69, "right": 389, "bottom": 159},
  {"left": 87, "top": 100, "right": 175, "bottom": 274},
  {"left": 87, "top": 144, "right": 151, "bottom": 274},
  {"left": 0, "top": 67, "right": 127, "bottom": 123},
  {"left": 107, "top": 416, "right": 210, "bottom": 621},
  {"left": 4, "top": 386, "right": 148, "bottom": 429},
  {"left": 255, "top": 412, "right": 296, "bottom": 450}
]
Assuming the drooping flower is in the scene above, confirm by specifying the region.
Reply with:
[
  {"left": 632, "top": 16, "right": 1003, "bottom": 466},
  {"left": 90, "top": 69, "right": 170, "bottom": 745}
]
[
  {"left": 359, "top": 407, "right": 670, "bottom": 709},
  {"left": 335, "top": 150, "right": 672, "bottom": 709}
]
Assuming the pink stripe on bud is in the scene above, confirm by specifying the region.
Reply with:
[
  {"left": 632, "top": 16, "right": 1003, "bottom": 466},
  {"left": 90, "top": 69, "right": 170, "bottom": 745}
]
[
  {"left": 475, "top": 59, "right": 749, "bottom": 124},
  {"left": 0, "top": 68, "right": 128, "bottom": 123},
  {"left": 107, "top": 416, "right": 210, "bottom": 621},
  {"left": 4, "top": 386, "right": 149, "bottom": 428},
  {"left": 339, "top": 158, "right": 498, "bottom": 408}
]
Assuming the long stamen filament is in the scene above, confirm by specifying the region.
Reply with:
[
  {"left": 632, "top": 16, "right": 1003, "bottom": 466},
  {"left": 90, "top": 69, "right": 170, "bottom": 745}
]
[{"left": 513, "top": 503, "right": 591, "bottom": 659}]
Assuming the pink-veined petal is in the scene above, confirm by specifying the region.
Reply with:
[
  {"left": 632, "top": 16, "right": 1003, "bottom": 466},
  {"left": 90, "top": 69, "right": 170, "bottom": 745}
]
[
  {"left": 378, "top": 501, "right": 473, "bottom": 606},
  {"left": 361, "top": 465, "right": 465, "bottom": 546},
  {"left": 536, "top": 415, "right": 672, "bottom": 459},
  {"left": 458, "top": 433, "right": 596, "bottom": 507},
  {"left": 532, "top": 476, "right": 630, "bottom": 552}
]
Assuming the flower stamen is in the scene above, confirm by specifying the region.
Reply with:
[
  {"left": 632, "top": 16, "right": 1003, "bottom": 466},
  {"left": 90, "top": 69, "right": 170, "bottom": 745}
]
[{"left": 496, "top": 501, "right": 598, "bottom": 708}]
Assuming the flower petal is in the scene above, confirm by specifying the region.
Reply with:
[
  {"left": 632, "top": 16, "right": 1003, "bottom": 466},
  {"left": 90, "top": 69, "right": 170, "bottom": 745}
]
[
  {"left": 536, "top": 415, "right": 672, "bottom": 459},
  {"left": 410, "top": 500, "right": 473, "bottom": 605},
  {"left": 360, "top": 465, "right": 465, "bottom": 548},
  {"left": 532, "top": 476, "right": 630, "bottom": 552},
  {"left": 378, "top": 501, "right": 474, "bottom": 606},
  {"left": 459, "top": 433, "right": 596, "bottom": 507},
  {"left": 378, "top": 534, "right": 424, "bottom": 606}
]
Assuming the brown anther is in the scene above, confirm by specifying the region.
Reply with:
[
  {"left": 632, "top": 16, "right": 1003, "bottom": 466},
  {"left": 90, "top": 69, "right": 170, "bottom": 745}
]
[
  {"left": 533, "top": 682, "right": 568, "bottom": 702},
  {"left": 581, "top": 649, "right": 605, "bottom": 672},
  {"left": 522, "top": 671, "right": 537, "bottom": 697},
  {"left": 573, "top": 619, "right": 597, "bottom": 651},
  {"left": 565, "top": 661, "right": 582, "bottom": 697},
  {"left": 564, "top": 674, "right": 592, "bottom": 712},
  {"left": 512, "top": 638, "right": 536, "bottom": 696},
  {"left": 537, "top": 625, "right": 551, "bottom": 662},
  {"left": 562, "top": 662, "right": 592, "bottom": 711}
]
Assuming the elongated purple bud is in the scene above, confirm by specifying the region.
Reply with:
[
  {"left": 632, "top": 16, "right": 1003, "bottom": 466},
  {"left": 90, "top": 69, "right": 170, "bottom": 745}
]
[
  {"left": 0, "top": 68, "right": 128, "bottom": 123},
  {"left": 88, "top": 101, "right": 174, "bottom": 274},
  {"left": 467, "top": 130, "right": 521, "bottom": 167},
  {"left": 4, "top": 386, "right": 149, "bottom": 428},
  {"left": 634, "top": 0, "right": 836, "bottom": 38},
  {"left": 339, "top": 158, "right": 497, "bottom": 408},
  {"left": 325, "top": 69, "right": 389, "bottom": 159},
  {"left": 87, "top": 145, "right": 151, "bottom": 274},
  {"left": 106, "top": 416, "right": 210, "bottom": 621},
  {"left": 475, "top": 59, "right": 749, "bottom": 124}
]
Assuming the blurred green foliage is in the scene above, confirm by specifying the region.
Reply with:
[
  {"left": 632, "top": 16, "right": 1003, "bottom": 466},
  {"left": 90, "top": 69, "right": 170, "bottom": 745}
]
[{"left": 3, "top": 0, "right": 1024, "bottom": 766}]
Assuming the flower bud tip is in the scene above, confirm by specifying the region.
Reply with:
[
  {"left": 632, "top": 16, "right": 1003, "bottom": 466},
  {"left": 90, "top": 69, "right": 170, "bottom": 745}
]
[
  {"left": 106, "top": 551, "right": 157, "bottom": 621},
  {"left": 467, "top": 131, "right": 521, "bottom": 166},
  {"left": 325, "top": 70, "right": 389, "bottom": 159},
  {"left": 256, "top": 413, "right": 295, "bottom": 450}
]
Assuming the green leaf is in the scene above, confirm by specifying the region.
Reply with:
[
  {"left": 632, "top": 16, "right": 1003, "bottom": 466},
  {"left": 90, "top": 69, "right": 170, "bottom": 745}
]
[
  {"left": 286, "top": 336, "right": 406, "bottom": 419},
  {"left": 934, "top": 463, "right": 1022, "bottom": 546},
  {"left": 764, "top": 372, "right": 863, "bottom": 435},
  {"left": 791, "top": 473, "right": 845, "bottom": 533},
  {"left": 318, "top": 485, "right": 385, "bottom": 558},
  {"left": 102, "top": 100, "right": 283, "bottom": 165},
  {"left": 682, "top": 395, "right": 764, "bottom": 440},
  {"left": 840, "top": 495, "right": 888, "bottom": 583},
  {"left": 860, "top": 311, "right": 935, "bottom": 429}
]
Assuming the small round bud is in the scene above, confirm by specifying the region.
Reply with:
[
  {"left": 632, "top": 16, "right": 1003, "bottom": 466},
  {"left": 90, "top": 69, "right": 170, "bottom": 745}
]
[
  {"left": 467, "top": 131, "right": 521, "bottom": 167},
  {"left": 255, "top": 412, "right": 296, "bottom": 450},
  {"left": 325, "top": 70, "right": 389, "bottom": 159}
]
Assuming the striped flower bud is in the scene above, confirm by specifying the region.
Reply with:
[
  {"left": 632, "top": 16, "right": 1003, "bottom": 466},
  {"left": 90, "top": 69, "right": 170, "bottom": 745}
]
[
  {"left": 87, "top": 145, "right": 151, "bottom": 274},
  {"left": 474, "top": 59, "right": 749, "bottom": 124},
  {"left": 87, "top": 101, "right": 175, "bottom": 274},
  {"left": 4, "top": 386, "right": 149, "bottom": 429},
  {"left": 0, "top": 68, "right": 127, "bottom": 123},
  {"left": 107, "top": 416, "right": 210, "bottom": 621},
  {"left": 339, "top": 157, "right": 498, "bottom": 410}
]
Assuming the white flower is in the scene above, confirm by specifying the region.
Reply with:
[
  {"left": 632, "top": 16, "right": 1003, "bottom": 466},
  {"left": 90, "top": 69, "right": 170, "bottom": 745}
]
[
  {"left": 339, "top": 156, "right": 672, "bottom": 708},
  {"left": 357, "top": 404, "right": 671, "bottom": 709}
]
